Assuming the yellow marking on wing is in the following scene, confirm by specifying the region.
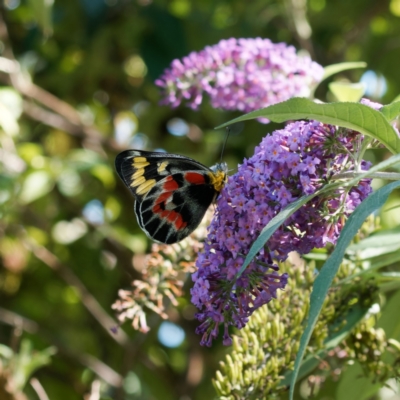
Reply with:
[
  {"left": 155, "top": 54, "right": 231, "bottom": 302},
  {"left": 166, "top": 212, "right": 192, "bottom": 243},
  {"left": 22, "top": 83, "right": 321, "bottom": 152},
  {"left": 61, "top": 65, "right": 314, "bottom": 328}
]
[
  {"left": 133, "top": 161, "right": 150, "bottom": 168},
  {"left": 136, "top": 179, "right": 156, "bottom": 195},
  {"left": 132, "top": 168, "right": 145, "bottom": 180},
  {"left": 131, "top": 176, "right": 146, "bottom": 187},
  {"left": 208, "top": 170, "right": 227, "bottom": 192},
  {"left": 133, "top": 157, "right": 147, "bottom": 163},
  {"left": 157, "top": 161, "right": 168, "bottom": 173},
  {"left": 132, "top": 157, "right": 150, "bottom": 169}
]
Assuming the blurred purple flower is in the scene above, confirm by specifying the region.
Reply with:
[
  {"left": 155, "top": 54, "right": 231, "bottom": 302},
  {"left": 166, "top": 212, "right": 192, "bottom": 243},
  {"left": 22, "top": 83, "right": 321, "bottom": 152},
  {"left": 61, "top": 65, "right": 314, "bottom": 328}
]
[
  {"left": 360, "top": 97, "right": 400, "bottom": 136},
  {"left": 156, "top": 38, "right": 324, "bottom": 114},
  {"left": 191, "top": 121, "right": 372, "bottom": 346},
  {"left": 360, "top": 98, "right": 383, "bottom": 110}
]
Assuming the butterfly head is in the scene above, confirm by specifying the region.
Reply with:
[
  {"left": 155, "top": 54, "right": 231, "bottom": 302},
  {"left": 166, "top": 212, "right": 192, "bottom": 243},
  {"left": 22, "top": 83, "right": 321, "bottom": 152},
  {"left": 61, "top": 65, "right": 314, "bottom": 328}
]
[{"left": 209, "top": 162, "right": 228, "bottom": 193}]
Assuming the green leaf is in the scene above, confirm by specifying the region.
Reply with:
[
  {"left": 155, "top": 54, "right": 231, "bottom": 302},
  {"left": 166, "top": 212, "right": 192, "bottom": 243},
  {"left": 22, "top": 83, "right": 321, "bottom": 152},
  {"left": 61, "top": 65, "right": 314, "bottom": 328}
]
[
  {"left": 289, "top": 180, "right": 400, "bottom": 400},
  {"left": 329, "top": 82, "right": 366, "bottom": 102},
  {"left": 378, "top": 289, "right": 400, "bottom": 339},
  {"left": 380, "top": 101, "right": 400, "bottom": 121},
  {"left": 322, "top": 62, "right": 367, "bottom": 81},
  {"left": 392, "top": 94, "right": 400, "bottom": 103},
  {"left": 369, "top": 252, "right": 400, "bottom": 272},
  {"left": 380, "top": 280, "right": 400, "bottom": 292},
  {"left": 337, "top": 251, "right": 400, "bottom": 286},
  {"left": 336, "top": 361, "right": 381, "bottom": 400},
  {"left": 215, "top": 98, "right": 400, "bottom": 154},
  {"left": 346, "top": 226, "right": 400, "bottom": 259},
  {"left": 377, "top": 271, "right": 400, "bottom": 281}
]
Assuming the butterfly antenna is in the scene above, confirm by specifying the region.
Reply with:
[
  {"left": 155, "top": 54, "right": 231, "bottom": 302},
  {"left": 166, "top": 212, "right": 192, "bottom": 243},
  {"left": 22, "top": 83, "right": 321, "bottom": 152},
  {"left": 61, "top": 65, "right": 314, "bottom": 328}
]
[{"left": 220, "top": 127, "right": 230, "bottom": 164}]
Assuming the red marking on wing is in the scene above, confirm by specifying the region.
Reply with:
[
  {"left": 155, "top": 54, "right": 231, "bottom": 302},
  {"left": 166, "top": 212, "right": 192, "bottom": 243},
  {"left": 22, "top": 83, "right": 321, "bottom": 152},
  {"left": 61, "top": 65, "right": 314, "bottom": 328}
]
[
  {"left": 184, "top": 172, "right": 206, "bottom": 185},
  {"left": 163, "top": 175, "right": 180, "bottom": 191},
  {"left": 151, "top": 176, "right": 188, "bottom": 231},
  {"left": 153, "top": 177, "right": 177, "bottom": 207},
  {"left": 174, "top": 213, "right": 187, "bottom": 230},
  {"left": 154, "top": 208, "right": 187, "bottom": 230},
  {"left": 152, "top": 204, "right": 161, "bottom": 213},
  {"left": 154, "top": 191, "right": 171, "bottom": 205}
]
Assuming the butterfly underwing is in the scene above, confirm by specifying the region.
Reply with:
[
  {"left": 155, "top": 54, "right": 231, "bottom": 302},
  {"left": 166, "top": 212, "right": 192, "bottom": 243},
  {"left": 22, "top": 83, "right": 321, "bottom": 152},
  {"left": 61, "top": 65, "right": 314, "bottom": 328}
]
[{"left": 115, "top": 150, "right": 228, "bottom": 244}]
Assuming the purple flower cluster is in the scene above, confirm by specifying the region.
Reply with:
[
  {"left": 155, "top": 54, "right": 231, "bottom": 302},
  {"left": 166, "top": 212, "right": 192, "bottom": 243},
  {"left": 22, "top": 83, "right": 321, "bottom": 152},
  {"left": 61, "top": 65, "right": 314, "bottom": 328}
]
[
  {"left": 156, "top": 38, "right": 324, "bottom": 113},
  {"left": 191, "top": 121, "right": 372, "bottom": 346}
]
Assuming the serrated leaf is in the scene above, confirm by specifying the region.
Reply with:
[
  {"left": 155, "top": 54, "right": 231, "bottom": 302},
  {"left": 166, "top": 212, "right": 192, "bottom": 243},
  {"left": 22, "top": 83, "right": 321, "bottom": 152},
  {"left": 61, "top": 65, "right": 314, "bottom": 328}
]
[
  {"left": 216, "top": 98, "right": 400, "bottom": 154},
  {"left": 329, "top": 82, "right": 366, "bottom": 102},
  {"left": 289, "top": 180, "right": 400, "bottom": 400},
  {"left": 322, "top": 62, "right": 367, "bottom": 81},
  {"left": 381, "top": 101, "right": 400, "bottom": 121}
]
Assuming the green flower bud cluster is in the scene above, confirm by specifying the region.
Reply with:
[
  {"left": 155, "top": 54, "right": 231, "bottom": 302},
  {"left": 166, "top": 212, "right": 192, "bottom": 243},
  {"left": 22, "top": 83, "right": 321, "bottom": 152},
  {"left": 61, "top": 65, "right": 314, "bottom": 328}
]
[
  {"left": 345, "top": 323, "right": 400, "bottom": 382},
  {"left": 213, "top": 238, "right": 400, "bottom": 399}
]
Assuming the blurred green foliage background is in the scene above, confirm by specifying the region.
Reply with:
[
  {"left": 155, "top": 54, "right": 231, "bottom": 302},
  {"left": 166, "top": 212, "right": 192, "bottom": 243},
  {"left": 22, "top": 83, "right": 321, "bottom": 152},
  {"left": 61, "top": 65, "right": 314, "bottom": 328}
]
[{"left": 1, "top": 0, "right": 400, "bottom": 399}]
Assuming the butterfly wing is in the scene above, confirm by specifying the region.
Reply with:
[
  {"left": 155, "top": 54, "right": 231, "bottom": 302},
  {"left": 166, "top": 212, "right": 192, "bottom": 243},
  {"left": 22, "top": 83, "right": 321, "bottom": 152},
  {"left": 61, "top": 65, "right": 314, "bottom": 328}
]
[{"left": 115, "top": 150, "right": 220, "bottom": 244}]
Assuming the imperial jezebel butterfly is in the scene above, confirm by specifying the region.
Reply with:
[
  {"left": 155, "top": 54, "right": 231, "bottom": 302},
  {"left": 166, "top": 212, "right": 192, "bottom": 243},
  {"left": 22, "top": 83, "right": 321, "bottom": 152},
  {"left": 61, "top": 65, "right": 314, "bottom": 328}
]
[{"left": 115, "top": 150, "right": 228, "bottom": 244}]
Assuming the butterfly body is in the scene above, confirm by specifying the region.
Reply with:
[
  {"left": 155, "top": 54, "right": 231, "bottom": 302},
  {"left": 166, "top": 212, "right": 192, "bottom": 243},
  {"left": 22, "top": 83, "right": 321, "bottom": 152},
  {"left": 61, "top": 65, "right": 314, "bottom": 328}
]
[{"left": 115, "top": 150, "right": 227, "bottom": 244}]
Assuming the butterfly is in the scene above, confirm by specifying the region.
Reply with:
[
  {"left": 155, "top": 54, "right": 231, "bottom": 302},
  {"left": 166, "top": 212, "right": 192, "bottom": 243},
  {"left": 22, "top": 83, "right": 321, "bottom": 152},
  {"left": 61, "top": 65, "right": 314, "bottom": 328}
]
[{"left": 115, "top": 150, "right": 228, "bottom": 244}]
